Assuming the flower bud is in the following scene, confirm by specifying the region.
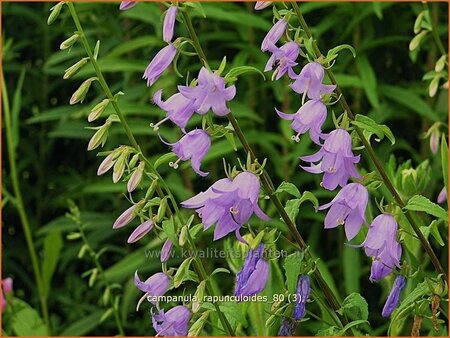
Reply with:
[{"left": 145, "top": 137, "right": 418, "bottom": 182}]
[
  {"left": 127, "top": 161, "right": 145, "bottom": 193},
  {"left": 128, "top": 154, "right": 140, "bottom": 168},
  {"left": 70, "top": 77, "right": 96, "bottom": 105},
  {"left": 127, "top": 220, "right": 154, "bottom": 243},
  {"left": 254, "top": 1, "right": 272, "bottom": 10},
  {"left": 409, "top": 31, "right": 428, "bottom": 51},
  {"left": 97, "top": 152, "right": 118, "bottom": 176},
  {"left": 113, "top": 201, "right": 144, "bottom": 229},
  {"left": 192, "top": 281, "right": 205, "bottom": 313},
  {"left": 435, "top": 54, "right": 447, "bottom": 72},
  {"left": 161, "top": 239, "right": 173, "bottom": 263},
  {"left": 413, "top": 11, "right": 425, "bottom": 34},
  {"left": 188, "top": 311, "right": 209, "bottom": 336},
  {"left": 60, "top": 33, "right": 79, "bottom": 50},
  {"left": 63, "top": 58, "right": 88, "bottom": 80},
  {"left": 88, "top": 99, "right": 110, "bottom": 122},
  {"left": 113, "top": 151, "right": 128, "bottom": 183},
  {"left": 430, "top": 127, "right": 440, "bottom": 154},
  {"left": 87, "top": 120, "right": 111, "bottom": 151},
  {"left": 179, "top": 225, "right": 188, "bottom": 247},
  {"left": 156, "top": 197, "right": 168, "bottom": 223},
  {"left": 47, "top": 2, "right": 65, "bottom": 25},
  {"left": 429, "top": 75, "right": 440, "bottom": 97}
]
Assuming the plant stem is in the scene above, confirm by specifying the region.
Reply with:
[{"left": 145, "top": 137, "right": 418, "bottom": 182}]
[
  {"left": 180, "top": 9, "right": 347, "bottom": 329},
  {"left": 424, "top": 2, "right": 447, "bottom": 57},
  {"left": 1, "top": 73, "right": 51, "bottom": 333},
  {"left": 291, "top": 1, "right": 447, "bottom": 280},
  {"left": 67, "top": 4, "right": 235, "bottom": 335}
]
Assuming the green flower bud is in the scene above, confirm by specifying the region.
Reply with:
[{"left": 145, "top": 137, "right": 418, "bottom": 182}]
[
  {"left": 192, "top": 281, "right": 205, "bottom": 313},
  {"left": 60, "top": 33, "right": 79, "bottom": 50},
  {"left": 63, "top": 58, "right": 88, "bottom": 80},
  {"left": 88, "top": 99, "right": 110, "bottom": 122},
  {"left": 435, "top": 54, "right": 447, "bottom": 72},
  {"left": 70, "top": 77, "right": 97, "bottom": 105},
  {"left": 47, "top": 2, "right": 65, "bottom": 25},
  {"left": 87, "top": 120, "right": 111, "bottom": 151},
  {"left": 409, "top": 31, "right": 428, "bottom": 52}
]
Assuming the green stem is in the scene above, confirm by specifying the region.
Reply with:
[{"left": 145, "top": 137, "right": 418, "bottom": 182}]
[
  {"left": 291, "top": 1, "right": 447, "bottom": 280},
  {"left": 424, "top": 2, "right": 447, "bottom": 57},
  {"left": 180, "top": 9, "right": 347, "bottom": 329},
  {"left": 67, "top": 4, "right": 235, "bottom": 335},
  {"left": 1, "top": 73, "right": 51, "bottom": 332}
]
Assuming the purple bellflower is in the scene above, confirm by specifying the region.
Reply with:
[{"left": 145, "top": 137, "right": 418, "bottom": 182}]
[
  {"left": 234, "top": 244, "right": 269, "bottom": 298},
  {"left": 264, "top": 42, "right": 299, "bottom": 80},
  {"left": 261, "top": 19, "right": 287, "bottom": 52},
  {"left": 161, "top": 129, "right": 211, "bottom": 177},
  {"left": 278, "top": 318, "right": 296, "bottom": 336},
  {"left": 437, "top": 187, "right": 447, "bottom": 204},
  {"left": 382, "top": 275, "right": 406, "bottom": 317},
  {"left": 300, "top": 128, "right": 361, "bottom": 190},
  {"left": 143, "top": 44, "right": 177, "bottom": 86},
  {"left": 134, "top": 271, "right": 169, "bottom": 296},
  {"left": 291, "top": 62, "right": 336, "bottom": 100},
  {"left": 363, "top": 214, "right": 402, "bottom": 282},
  {"left": 163, "top": 6, "right": 178, "bottom": 43},
  {"left": 293, "top": 275, "right": 310, "bottom": 320},
  {"left": 276, "top": 99, "right": 327, "bottom": 144},
  {"left": 319, "top": 183, "right": 369, "bottom": 241},
  {"left": 181, "top": 171, "right": 270, "bottom": 241},
  {"left": 178, "top": 67, "right": 236, "bottom": 116},
  {"left": 152, "top": 90, "right": 198, "bottom": 131},
  {"left": 152, "top": 305, "right": 191, "bottom": 336},
  {"left": 119, "top": 1, "right": 136, "bottom": 10},
  {"left": 255, "top": 1, "right": 272, "bottom": 10}
]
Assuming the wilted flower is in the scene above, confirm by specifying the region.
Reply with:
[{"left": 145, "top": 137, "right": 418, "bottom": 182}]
[
  {"left": 278, "top": 317, "right": 296, "bottom": 336},
  {"left": 300, "top": 128, "right": 360, "bottom": 190},
  {"left": 152, "top": 305, "right": 191, "bottom": 336},
  {"left": 276, "top": 99, "right": 327, "bottom": 144},
  {"left": 255, "top": 1, "right": 272, "bottom": 10},
  {"left": 178, "top": 67, "right": 236, "bottom": 116},
  {"left": 291, "top": 62, "right": 336, "bottom": 100},
  {"left": 264, "top": 42, "right": 299, "bottom": 80},
  {"left": 234, "top": 244, "right": 269, "bottom": 297},
  {"left": 161, "top": 239, "right": 173, "bottom": 262},
  {"left": 127, "top": 161, "right": 145, "bottom": 192},
  {"left": 128, "top": 220, "right": 154, "bottom": 243},
  {"left": 437, "top": 187, "right": 447, "bottom": 204},
  {"left": 152, "top": 89, "right": 198, "bottom": 131},
  {"left": 261, "top": 19, "right": 287, "bottom": 52},
  {"left": 319, "top": 183, "right": 369, "bottom": 240},
  {"left": 181, "top": 171, "right": 269, "bottom": 241},
  {"left": 382, "top": 275, "right": 406, "bottom": 317},
  {"left": 119, "top": 1, "right": 136, "bottom": 10},
  {"left": 293, "top": 275, "right": 310, "bottom": 320},
  {"left": 363, "top": 214, "right": 402, "bottom": 282},
  {"left": 113, "top": 201, "right": 143, "bottom": 229},
  {"left": 143, "top": 44, "right": 177, "bottom": 86},
  {"left": 163, "top": 129, "right": 211, "bottom": 177},
  {"left": 1, "top": 278, "right": 13, "bottom": 310},
  {"left": 163, "top": 6, "right": 178, "bottom": 43},
  {"left": 134, "top": 271, "right": 169, "bottom": 296}
]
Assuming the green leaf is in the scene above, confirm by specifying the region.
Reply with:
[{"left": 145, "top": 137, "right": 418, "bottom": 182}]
[
  {"left": 283, "top": 252, "right": 304, "bottom": 294},
  {"left": 60, "top": 310, "right": 103, "bottom": 335},
  {"left": 162, "top": 217, "right": 178, "bottom": 244},
  {"left": 338, "top": 293, "right": 369, "bottom": 321},
  {"left": 276, "top": 182, "right": 301, "bottom": 198},
  {"left": 343, "top": 246, "right": 361, "bottom": 294},
  {"left": 210, "top": 268, "right": 231, "bottom": 277},
  {"left": 404, "top": 195, "right": 448, "bottom": 221},
  {"left": 10, "top": 298, "right": 48, "bottom": 336},
  {"left": 284, "top": 199, "right": 301, "bottom": 223},
  {"left": 225, "top": 66, "right": 265, "bottom": 82},
  {"left": 356, "top": 55, "right": 380, "bottom": 109},
  {"left": 174, "top": 258, "right": 193, "bottom": 288},
  {"left": 325, "top": 44, "right": 357, "bottom": 63},
  {"left": 441, "top": 136, "right": 448, "bottom": 191},
  {"left": 41, "top": 229, "right": 63, "bottom": 299},
  {"left": 352, "top": 114, "right": 395, "bottom": 144},
  {"left": 422, "top": 220, "right": 445, "bottom": 246},
  {"left": 298, "top": 191, "right": 319, "bottom": 210}
]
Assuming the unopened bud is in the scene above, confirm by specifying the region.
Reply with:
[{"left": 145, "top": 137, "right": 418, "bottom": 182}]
[
  {"left": 113, "top": 151, "right": 128, "bottom": 183},
  {"left": 87, "top": 120, "right": 111, "bottom": 151},
  {"left": 179, "top": 225, "right": 188, "bottom": 247},
  {"left": 47, "top": 2, "right": 65, "bottom": 25},
  {"left": 161, "top": 239, "right": 173, "bottom": 263},
  {"left": 435, "top": 54, "right": 447, "bottom": 72},
  {"left": 192, "top": 281, "right": 205, "bottom": 313},
  {"left": 129, "top": 154, "right": 140, "bottom": 168},
  {"left": 112, "top": 200, "right": 144, "bottom": 229},
  {"left": 156, "top": 197, "right": 168, "bottom": 223},
  {"left": 413, "top": 11, "right": 425, "bottom": 34},
  {"left": 97, "top": 152, "right": 118, "bottom": 176},
  {"left": 127, "top": 161, "right": 145, "bottom": 193},
  {"left": 88, "top": 99, "right": 110, "bottom": 122},
  {"left": 429, "top": 126, "right": 440, "bottom": 154},
  {"left": 64, "top": 58, "right": 88, "bottom": 80},
  {"left": 429, "top": 75, "right": 440, "bottom": 97},
  {"left": 60, "top": 33, "right": 79, "bottom": 50},
  {"left": 409, "top": 31, "right": 428, "bottom": 51},
  {"left": 188, "top": 311, "right": 209, "bottom": 336},
  {"left": 70, "top": 77, "right": 96, "bottom": 105}
]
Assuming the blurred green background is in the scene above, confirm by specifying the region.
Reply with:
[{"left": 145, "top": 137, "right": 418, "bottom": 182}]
[{"left": 2, "top": 1, "right": 448, "bottom": 336}]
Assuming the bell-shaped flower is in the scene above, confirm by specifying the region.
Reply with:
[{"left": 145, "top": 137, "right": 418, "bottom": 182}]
[
  {"left": 143, "top": 44, "right": 177, "bottom": 86},
  {"left": 161, "top": 129, "right": 210, "bottom": 177},
  {"left": 163, "top": 6, "right": 178, "bottom": 43},
  {"left": 363, "top": 214, "right": 402, "bottom": 282},
  {"left": 134, "top": 271, "right": 169, "bottom": 296},
  {"left": 300, "top": 128, "right": 360, "bottom": 190},
  {"left": 291, "top": 62, "right": 336, "bottom": 100},
  {"left": 293, "top": 275, "right": 310, "bottom": 320},
  {"left": 128, "top": 220, "right": 154, "bottom": 243},
  {"left": 437, "top": 187, "right": 447, "bottom": 204},
  {"left": 119, "top": 1, "right": 136, "bottom": 10},
  {"left": 319, "top": 183, "right": 368, "bottom": 240},
  {"left": 261, "top": 19, "right": 287, "bottom": 52},
  {"left": 264, "top": 42, "right": 299, "bottom": 80},
  {"left": 178, "top": 67, "right": 236, "bottom": 116},
  {"left": 276, "top": 99, "right": 327, "bottom": 144},
  {"left": 152, "top": 305, "right": 191, "bottom": 336},
  {"left": 234, "top": 244, "right": 269, "bottom": 298},
  {"left": 255, "top": 1, "right": 272, "bottom": 10},
  {"left": 382, "top": 275, "right": 406, "bottom": 317},
  {"left": 181, "top": 172, "right": 270, "bottom": 241}
]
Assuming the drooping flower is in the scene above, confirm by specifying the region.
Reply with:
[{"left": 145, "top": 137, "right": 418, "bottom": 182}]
[
  {"left": 255, "top": 1, "right": 272, "bottom": 10},
  {"left": 152, "top": 305, "right": 191, "bottom": 336},
  {"left": 300, "top": 128, "right": 361, "bottom": 190},
  {"left": 437, "top": 187, "right": 447, "bottom": 204},
  {"left": 128, "top": 220, "right": 154, "bottom": 243},
  {"left": 134, "top": 271, "right": 170, "bottom": 296},
  {"left": 163, "top": 6, "right": 178, "bottom": 43},
  {"left": 162, "top": 129, "right": 211, "bottom": 177},
  {"left": 161, "top": 239, "right": 173, "bottom": 262},
  {"left": 234, "top": 244, "right": 269, "bottom": 297},
  {"left": 278, "top": 317, "right": 296, "bottom": 336},
  {"left": 319, "top": 183, "right": 369, "bottom": 240},
  {"left": 363, "top": 214, "right": 402, "bottom": 282},
  {"left": 1, "top": 278, "right": 13, "bottom": 310},
  {"left": 152, "top": 89, "right": 198, "bottom": 131},
  {"left": 178, "top": 67, "right": 236, "bottom": 116},
  {"left": 181, "top": 171, "right": 270, "bottom": 241},
  {"left": 143, "top": 44, "right": 177, "bottom": 86},
  {"left": 119, "top": 1, "right": 137, "bottom": 10},
  {"left": 261, "top": 19, "right": 287, "bottom": 52},
  {"left": 293, "top": 275, "right": 310, "bottom": 320},
  {"left": 291, "top": 62, "right": 336, "bottom": 100},
  {"left": 382, "top": 275, "right": 406, "bottom": 317},
  {"left": 264, "top": 42, "right": 299, "bottom": 80},
  {"left": 276, "top": 99, "right": 327, "bottom": 144}
]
